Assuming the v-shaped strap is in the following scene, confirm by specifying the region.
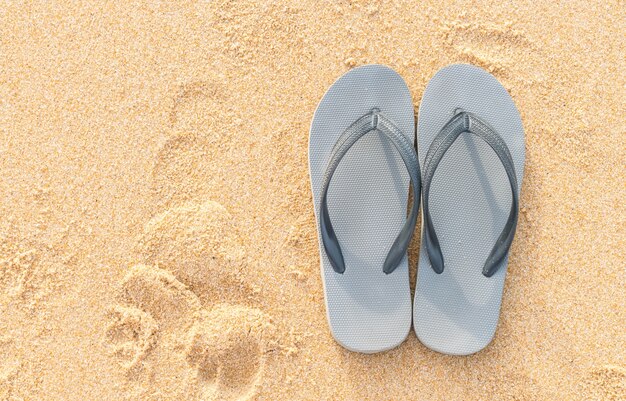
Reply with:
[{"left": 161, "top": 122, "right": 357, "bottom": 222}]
[
  {"left": 319, "top": 109, "right": 421, "bottom": 274},
  {"left": 422, "top": 111, "right": 519, "bottom": 277}
]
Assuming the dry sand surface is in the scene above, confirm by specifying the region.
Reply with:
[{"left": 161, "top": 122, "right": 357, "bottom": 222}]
[{"left": 0, "top": 1, "right": 624, "bottom": 400}]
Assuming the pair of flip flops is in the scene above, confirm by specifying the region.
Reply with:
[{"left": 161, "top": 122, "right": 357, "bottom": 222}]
[{"left": 309, "top": 64, "right": 525, "bottom": 355}]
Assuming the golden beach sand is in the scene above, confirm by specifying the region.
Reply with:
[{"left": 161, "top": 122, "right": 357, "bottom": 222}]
[{"left": 0, "top": 1, "right": 624, "bottom": 400}]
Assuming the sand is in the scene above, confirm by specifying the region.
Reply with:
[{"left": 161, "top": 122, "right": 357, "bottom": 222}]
[{"left": 0, "top": 1, "right": 624, "bottom": 400}]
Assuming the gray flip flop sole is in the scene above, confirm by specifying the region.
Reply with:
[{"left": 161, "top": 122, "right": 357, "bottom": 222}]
[
  {"left": 309, "top": 65, "right": 414, "bottom": 353},
  {"left": 414, "top": 64, "right": 525, "bottom": 355}
]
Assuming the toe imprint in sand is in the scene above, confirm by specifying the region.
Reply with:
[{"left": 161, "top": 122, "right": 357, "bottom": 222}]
[{"left": 583, "top": 365, "right": 626, "bottom": 401}]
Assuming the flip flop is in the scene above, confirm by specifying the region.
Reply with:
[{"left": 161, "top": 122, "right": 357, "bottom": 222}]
[
  {"left": 309, "top": 65, "right": 420, "bottom": 353},
  {"left": 413, "top": 64, "right": 526, "bottom": 355}
]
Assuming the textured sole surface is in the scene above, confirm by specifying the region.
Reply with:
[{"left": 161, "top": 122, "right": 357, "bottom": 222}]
[
  {"left": 414, "top": 64, "right": 525, "bottom": 355},
  {"left": 309, "top": 65, "right": 414, "bottom": 353}
]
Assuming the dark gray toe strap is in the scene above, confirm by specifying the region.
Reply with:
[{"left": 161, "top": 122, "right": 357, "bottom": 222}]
[
  {"left": 319, "top": 109, "right": 421, "bottom": 275},
  {"left": 422, "top": 111, "right": 519, "bottom": 277}
]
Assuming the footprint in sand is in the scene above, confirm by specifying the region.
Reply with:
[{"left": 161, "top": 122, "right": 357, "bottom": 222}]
[
  {"left": 106, "top": 202, "right": 275, "bottom": 401},
  {"left": 440, "top": 19, "right": 545, "bottom": 83},
  {"left": 582, "top": 365, "right": 626, "bottom": 401},
  {"left": 106, "top": 79, "right": 278, "bottom": 400},
  {"left": 151, "top": 80, "right": 241, "bottom": 211},
  {"left": 194, "top": 2, "right": 305, "bottom": 67}
]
